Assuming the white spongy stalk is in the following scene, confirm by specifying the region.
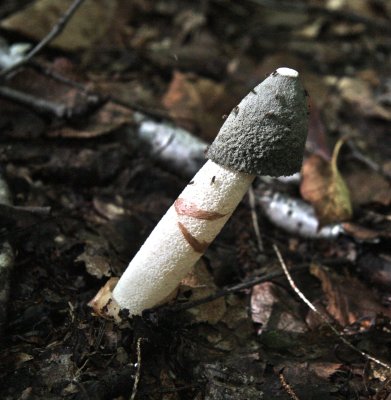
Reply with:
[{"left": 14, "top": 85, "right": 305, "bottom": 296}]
[{"left": 112, "top": 160, "right": 254, "bottom": 315}]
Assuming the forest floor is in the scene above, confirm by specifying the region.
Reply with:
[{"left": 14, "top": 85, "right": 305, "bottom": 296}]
[{"left": 0, "top": 0, "right": 391, "bottom": 399}]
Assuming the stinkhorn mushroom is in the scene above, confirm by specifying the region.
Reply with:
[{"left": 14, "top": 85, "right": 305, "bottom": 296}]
[{"left": 90, "top": 67, "right": 308, "bottom": 320}]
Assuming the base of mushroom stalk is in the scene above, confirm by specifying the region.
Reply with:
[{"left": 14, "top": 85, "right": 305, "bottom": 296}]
[
  {"left": 89, "top": 260, "right": 227, "bottom": 323},
  {"left": 88, "top": 277, "right": 179, "bottom": 322},
  {"left": 88, "top": 277, "right": 121, "bottom": 322}
]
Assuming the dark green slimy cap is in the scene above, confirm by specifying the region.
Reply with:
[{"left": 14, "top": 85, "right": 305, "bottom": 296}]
[{"left": 206, "top": 67, "right": 308, "bottom": 177}]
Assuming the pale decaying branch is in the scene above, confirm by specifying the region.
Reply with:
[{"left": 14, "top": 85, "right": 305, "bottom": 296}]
[
  {"left": 90, "top": 67, "right": 309, "bottom": 319},
  {"left": 129, "top": 115, "right": 207, "bottom": 178},
  {"left": 258, "top": 190, "right": 343, "bottom": 239}
]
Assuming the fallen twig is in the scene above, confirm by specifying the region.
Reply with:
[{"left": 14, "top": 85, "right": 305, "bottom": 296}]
[
  {"left": 0, "top": 85, "right": 69, "bottom": 117},
  {"left": 0, "top": 204, "right": 51, "bottom": 220},
  {"left": 130, "top": 337, "right": 147, "bottom": 400},
  {"left": 0, "top": 85, "right": 101, "bottom": 119},
  {"left": 152, "top": 265, "right": 308, "bottom": 314},
  {"left": 0, "top": 0, "right": 87, "bottom": 79},
  {"left": 279, "top": 370, "right": 301, "bottom": 400},
  {"left": 273, "top": 244, "right": 391, "bottom": 371},
  {"left": 347, "top": 139, "right": 391, "bottom": 182},
  {"left": 30, "top": 61, "right": 172, "bottom": 120}
]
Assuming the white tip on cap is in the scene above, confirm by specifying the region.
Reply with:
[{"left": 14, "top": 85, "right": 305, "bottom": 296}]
[{"left": 276, "top": 67, "right": 298, "bottom": 78}]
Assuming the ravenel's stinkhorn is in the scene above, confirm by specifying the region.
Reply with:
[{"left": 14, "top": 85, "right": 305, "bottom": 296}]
[{"left": 90, "top": 67, "right": 308, "bottom": 320}]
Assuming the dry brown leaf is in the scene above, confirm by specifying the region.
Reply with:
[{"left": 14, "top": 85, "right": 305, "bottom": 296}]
[
  {"left": 301, "top": 139, "right": 352, "bottom": 227},
  {"left": 358, "top": 253, "right": 391, "bottom": 290},
  {"left": 0, "top": 100, "right": 46, "bottom": 138},
  {"left": 342, "top": 222, "right": 389, "bottom": 242},
  {"left": 0, "top": 0, "right": 118, "bottom": 51},
  {"left": 338, "top": 77, "right": 391, "bottom": 120},
  {"left": 179, "top": 260, "right": 226, "bottom": 324},
  {"left": 344, "top": 167, "right": 391, "bottom": 206},
  {"left": 159, "top": 369, "right": 180, "bottom": 400},
  {"left": 76, "top": 232, "right": 112, "bottom": 279},
  {"left": 251, "top": 282, "right": 307, "bottom": 334},
  {"left": 310, "top": 264, "right": 391, "bottom": 327},
  {"left": 48, "top": 102, "right": 132, "bottom": 138},
  {"left": 162, "top": 71, "right": 234, "bottom": 141}
]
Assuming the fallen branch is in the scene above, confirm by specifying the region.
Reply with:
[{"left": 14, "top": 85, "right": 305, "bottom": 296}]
[
  {"left": 0, "top": 204, "right": 51, "bottom": 221},
  {"left": 0, "top": 85, "right": 101, "bottom": 119},
  {"left": 0, "top": 85, "right": 69, "bottom": 117},
  {"left": 0, "top": 0, "right": 86, "bottom": 79},
  {"left": 152, "top": 265, "right": 308, "bottom": 314}
]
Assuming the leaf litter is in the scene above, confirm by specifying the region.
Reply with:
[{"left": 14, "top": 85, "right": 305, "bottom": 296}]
[{"left": 0, "top": 0, "right": 391, "bottom": 399}]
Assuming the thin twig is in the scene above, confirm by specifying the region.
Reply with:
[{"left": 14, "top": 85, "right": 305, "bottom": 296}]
[
  {"left": 279, "top": 370, "right": 301, "bottom": 400},
  {"left": 0, "top": 0, "right": 86, "bottom": 79},
  {"left": 31, "top": 61, "right": 172, "bottom": 120},
  {"left": 248, "top": 184, "right": 264, "bottom": 253},
  {"left": 0, "top": 85, "right": 68, "bottom": 117},
  {"left": 0, "top": 204, "right": 51, "bottom": 220},
  {"left": 30, "top": 61, "right": 90, "bottom": 93},
  {"left": 130, "top": 337, "right": 146, "bottom": 400},
  {"left": 153, "top": 264, "right": 308, "bottom": 313},
  {"left": 346, "top": 139, "right": 391, "bottom": 182},
  {"left": 0, "top": 84, "right": 101, "bottom": 119},
  {"left": 273, "top": 244, "right": 391, "bottom": 371}
]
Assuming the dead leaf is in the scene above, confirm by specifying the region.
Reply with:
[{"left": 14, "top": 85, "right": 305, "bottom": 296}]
[
  {"left": 159, "top": 369, "right": 180, "bottom": 400},
  {"left": 0, "top": 0, "right": 118, "bottom": 51},
  {"left": 251, "top": 282, "right": 307, "bottom": 334},
  {"left": 344, "top": 167, "right": 391, "bottom": 206},
  {"left": 92, "top": 197, "right": 125, "bottom": 220},
  {"left": 179, "top": 260, "right": 226, "bottom": 324},
  {"left": 357, "top": 253, "right": 391, "bottom": 290},
  {"left": 48, "top": 102, "right": 132, "bottom": 138},
  {"left": 338, "top": 77, "right": 391, "bottom": 120},
  {"left": 301, "top": 139, "right": 353, "bottom": 227},
  {"left": 0, "top": 100, "right": 46, "bottom": 138},
  {"left": 310, "top": 264, "right": 391, "bottom": 327},
  {"left": 342, "top": 222, "right": 388, "bottom": 242},
  {"left": 76, "top": 231, "right": 112, "bottom": 279},
  {"left": 162, "top": 71, "right": 234, "bottom": 141}
]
